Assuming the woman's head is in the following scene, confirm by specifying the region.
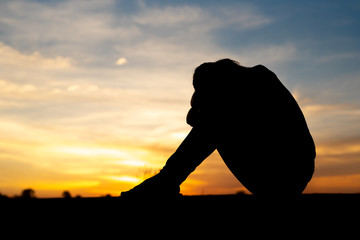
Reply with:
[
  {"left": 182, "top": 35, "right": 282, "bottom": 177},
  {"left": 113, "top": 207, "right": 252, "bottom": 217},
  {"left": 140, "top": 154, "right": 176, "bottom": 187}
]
[
  {"left": 193, "top": 58, "right": 242, "bottom": 91},
  {"left": 188, "top": 59, "right": 245, "bottom": 126}
]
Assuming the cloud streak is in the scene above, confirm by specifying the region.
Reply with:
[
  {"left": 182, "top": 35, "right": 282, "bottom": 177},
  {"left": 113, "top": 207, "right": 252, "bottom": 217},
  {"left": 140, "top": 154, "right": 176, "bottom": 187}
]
[{"left": 0, "top": 42, "right": 74, "bottom": 70}]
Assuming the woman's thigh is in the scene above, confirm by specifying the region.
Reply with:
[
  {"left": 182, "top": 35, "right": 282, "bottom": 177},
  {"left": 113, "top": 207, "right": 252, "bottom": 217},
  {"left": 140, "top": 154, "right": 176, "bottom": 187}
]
[{"left": 216, "top": 142, "right": 313, "bottom": 196}]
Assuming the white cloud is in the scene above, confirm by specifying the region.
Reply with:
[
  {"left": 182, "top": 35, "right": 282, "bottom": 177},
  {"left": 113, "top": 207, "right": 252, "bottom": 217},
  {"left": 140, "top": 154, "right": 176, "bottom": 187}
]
[
  {"left": 108, "top": 3, "right": 274, "bottom": 73},
  {"left": 0, "top": 1, "right": 273, "bottom": 70},
  {"left": 133, "top": 6, "right": 204, "bottom": 27},
  {"left": 215, "top": 5, "right": 272, "bottom": 30},
  {"left": 0, "top": 42, "right": 74, "bottom": 70},
  {"left": 132, "top": 4, "right": 270, "bottom": 31},
  {"left": 115, "top": 57, "right": 128, "bottom": 66},
  {"left": 233, "top": 44, "right": 297, "bottom": 67},
  {"left": 0, "top": 0, "right": 117, "bottom": 65}
]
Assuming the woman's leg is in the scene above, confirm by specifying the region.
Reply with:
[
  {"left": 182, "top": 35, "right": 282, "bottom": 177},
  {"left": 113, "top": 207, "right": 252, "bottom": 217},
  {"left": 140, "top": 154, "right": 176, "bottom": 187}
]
[
  {"left": 216, "top": 139, "right": 314, "bottom": 198},
  {"left": 121, "top": 127, "right": 216, "bottom": 198}
]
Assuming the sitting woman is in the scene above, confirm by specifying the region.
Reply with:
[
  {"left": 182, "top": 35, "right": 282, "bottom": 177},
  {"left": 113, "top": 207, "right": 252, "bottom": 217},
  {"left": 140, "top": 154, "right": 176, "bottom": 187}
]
[{"left": 121, "top": 59, "right": 316, "bottom": 199}]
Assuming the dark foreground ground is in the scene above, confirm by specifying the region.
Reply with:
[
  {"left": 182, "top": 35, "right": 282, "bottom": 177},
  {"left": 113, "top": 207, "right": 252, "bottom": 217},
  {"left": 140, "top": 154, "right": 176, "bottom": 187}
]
[
  {"left": 3, "top": 193, "right": 360, "bottom": 214},
  {"left": 0, "top": 194, "right": 360, "bottom": 239},
  {"left": 2, "top": 194, "right": 360, "bottom": 236}
]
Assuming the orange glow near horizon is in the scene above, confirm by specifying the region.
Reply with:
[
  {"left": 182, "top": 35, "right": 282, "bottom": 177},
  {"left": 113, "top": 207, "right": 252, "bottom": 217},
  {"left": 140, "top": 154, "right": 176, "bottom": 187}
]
[
  {"left": 1, "top": 108, "right": 360, "bottom": 198},
  {"left": 1, "top": 129, "right": 360, "bottom": 198}
]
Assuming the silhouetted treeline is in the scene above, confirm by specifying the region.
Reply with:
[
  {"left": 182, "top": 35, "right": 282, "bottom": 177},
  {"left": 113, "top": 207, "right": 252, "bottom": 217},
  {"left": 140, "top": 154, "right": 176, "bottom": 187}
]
[
  {"left": 0, "top": 189, "right": 86, "bottom": 199},
  {"left": 0, "top": 188, "right": 38, "bottom": 199}
]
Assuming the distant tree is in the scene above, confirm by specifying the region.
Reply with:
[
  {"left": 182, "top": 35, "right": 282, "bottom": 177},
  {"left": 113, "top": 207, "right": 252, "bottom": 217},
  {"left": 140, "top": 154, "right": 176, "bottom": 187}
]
[
  {"left": 0, "top": 192, "right": 8, "bottom": 199},
  {"left": 62, "top": 191, "right": 72, "bottom": 199},
  {"left": 21, "top": 188, "right": 36, "bottom": 199},
  {"left": 103, "top": 194, "right": 112, "bottom": 198}
]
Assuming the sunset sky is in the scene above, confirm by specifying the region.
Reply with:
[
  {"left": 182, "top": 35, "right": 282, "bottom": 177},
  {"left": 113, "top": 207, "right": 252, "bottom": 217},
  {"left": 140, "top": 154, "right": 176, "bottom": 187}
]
[{"left": 1, "top": 0, "right": 360, "bottom": 197}]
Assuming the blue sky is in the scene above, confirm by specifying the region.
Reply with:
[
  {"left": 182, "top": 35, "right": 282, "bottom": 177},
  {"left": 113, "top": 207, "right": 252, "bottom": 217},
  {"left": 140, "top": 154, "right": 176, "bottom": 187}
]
[{"left": 0, "top": 0, "right": 360, "bottom": 196}]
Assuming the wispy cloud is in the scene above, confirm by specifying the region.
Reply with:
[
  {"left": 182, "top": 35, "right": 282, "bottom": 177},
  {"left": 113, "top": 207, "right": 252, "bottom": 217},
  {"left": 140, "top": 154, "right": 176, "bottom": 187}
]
[
  {"left": 0, "top": 42, "right": 74, "bottom": 70},
  {"left": 133, "top": 5, "right": 204, "bottom": 27},
  {"left": 234, "top": 44, "right": 297, "bottom": 67},
  {"left": 0, "top": 0, "right": 273, "bottom": 68}
]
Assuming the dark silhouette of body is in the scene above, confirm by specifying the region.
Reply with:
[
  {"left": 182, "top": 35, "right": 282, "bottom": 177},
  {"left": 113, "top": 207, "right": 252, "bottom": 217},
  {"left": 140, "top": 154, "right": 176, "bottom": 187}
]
[{"left": 121, "top": 59, "right": 315, "bottom": 199}]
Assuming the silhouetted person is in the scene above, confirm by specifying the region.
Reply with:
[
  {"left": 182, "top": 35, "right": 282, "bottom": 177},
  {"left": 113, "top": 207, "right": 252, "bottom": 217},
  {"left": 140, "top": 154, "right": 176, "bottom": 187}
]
[{"left": 121, "top": 59, "right": 315, "bottom": 199}]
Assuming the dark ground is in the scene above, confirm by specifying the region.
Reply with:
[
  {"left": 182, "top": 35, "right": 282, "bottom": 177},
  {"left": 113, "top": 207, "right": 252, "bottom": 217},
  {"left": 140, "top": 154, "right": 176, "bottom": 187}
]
[
  {"left": 2, "top": 194, "right": 359, "bottom": 236},
  {"left": 3, "top": 193, "right": 360, "bottom": 214}
]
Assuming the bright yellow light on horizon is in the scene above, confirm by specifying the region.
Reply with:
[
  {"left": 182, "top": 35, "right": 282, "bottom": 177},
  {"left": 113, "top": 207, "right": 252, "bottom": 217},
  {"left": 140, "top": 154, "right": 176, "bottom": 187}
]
[
  {"left": 33, "top": 180, "right": 100, "bottom": 191},
  {"left": 54, "top": 146, "right": 134, "bottom": 158},
  {"left": 106, "top": 176, "right": 140, "bottom": 183},
  {"left": 52, "top": 146, "right": 151, "bottom": 166}
]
